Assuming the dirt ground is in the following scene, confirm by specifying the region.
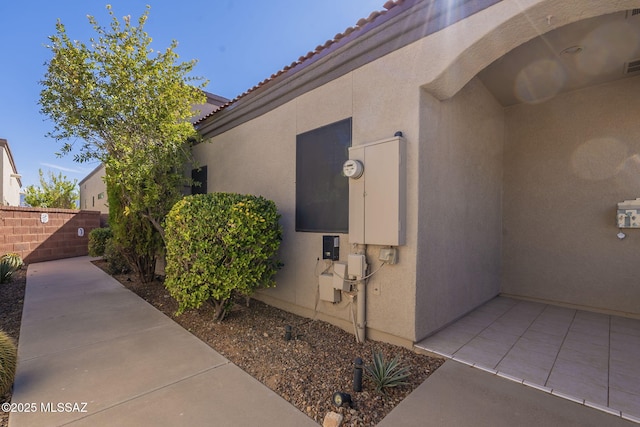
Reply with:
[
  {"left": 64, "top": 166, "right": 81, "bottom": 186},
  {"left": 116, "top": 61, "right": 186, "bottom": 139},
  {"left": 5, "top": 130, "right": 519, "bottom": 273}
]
[
  {"left": 0, "top": 268, "right": 26, "bottom": 427},
  {"left": 0, "top": 262, "right": 443, "bottom": 426}
]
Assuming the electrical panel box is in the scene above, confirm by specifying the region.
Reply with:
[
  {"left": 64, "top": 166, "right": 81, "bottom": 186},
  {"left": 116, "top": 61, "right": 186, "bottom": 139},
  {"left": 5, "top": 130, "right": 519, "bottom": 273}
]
[
  {"left": 379, "top": 247, "right": 398, "bottom": 264},
  {"left": 322, "top": 235, "right": 340, "bottom": 260},
  {"left": 332, "top": 262, "right": 350, "bottom": 291},
  {"left": 348, "top": 136, "right": 406, "bottom": 246},
  {"left": 617, "top": 198, "right": 640, "bottom": 228},
  {"left": 348, "top": 254, "right": 367, "bottom": 279},
  {"left": 319, "top": 273, "right": 340, "bottom": 302}
]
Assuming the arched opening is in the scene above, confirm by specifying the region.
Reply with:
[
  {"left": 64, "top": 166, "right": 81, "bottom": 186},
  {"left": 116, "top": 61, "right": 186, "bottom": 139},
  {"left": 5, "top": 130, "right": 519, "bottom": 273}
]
[{"left": 416, "top": 2, "right": 640, "bottom": 339}]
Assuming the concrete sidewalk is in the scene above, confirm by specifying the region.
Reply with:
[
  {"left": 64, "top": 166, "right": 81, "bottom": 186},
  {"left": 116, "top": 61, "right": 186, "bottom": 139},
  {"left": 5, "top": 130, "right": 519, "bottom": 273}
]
[
  {"left": 8, "top": 257, "right": 639, "bottom": 426},
  {"left": 379, "top": 359, "right": 637, "bottom": 427},
  {"left": 9, "top": 257, "right": 317, "bottom": 427}
]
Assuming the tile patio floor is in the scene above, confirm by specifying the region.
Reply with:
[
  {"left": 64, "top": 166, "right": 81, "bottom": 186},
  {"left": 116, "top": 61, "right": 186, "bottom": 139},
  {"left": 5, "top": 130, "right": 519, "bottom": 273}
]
[{"left": 416, "top": 297, "right": 640, "bottom": 422}]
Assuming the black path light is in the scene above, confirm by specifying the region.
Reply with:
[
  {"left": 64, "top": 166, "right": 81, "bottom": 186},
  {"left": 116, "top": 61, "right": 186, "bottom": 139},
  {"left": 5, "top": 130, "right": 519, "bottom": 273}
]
[{"left": 353, "top": 357, "right": 363, "bottom": 392}]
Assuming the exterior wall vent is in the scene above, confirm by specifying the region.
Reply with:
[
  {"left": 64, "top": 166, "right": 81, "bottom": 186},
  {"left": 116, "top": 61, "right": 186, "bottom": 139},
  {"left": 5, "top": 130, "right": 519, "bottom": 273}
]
[{"left": 625, "top": 59, "right": 640, "bottom": 74}]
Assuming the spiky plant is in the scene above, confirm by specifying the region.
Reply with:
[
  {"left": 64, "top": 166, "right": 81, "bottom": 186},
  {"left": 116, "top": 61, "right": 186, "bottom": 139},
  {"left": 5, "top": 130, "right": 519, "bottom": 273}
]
[
  {"left": 0, "top": 253, "right": 22, "bottom": 272},
  {"left": 0, "top": 331, "right": 17, "bottom": 395},
  {"left": 365, "top": 351, "right": 410, "bottom": 395},
  {"left": 0, "top": 261, "right": 13, "bottom": 285}
]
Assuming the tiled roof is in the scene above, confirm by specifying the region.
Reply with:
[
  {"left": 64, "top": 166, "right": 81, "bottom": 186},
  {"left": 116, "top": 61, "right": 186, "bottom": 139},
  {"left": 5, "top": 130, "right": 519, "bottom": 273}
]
[{"left": 194, "top": 0, "right": 412, "bottom": 125}]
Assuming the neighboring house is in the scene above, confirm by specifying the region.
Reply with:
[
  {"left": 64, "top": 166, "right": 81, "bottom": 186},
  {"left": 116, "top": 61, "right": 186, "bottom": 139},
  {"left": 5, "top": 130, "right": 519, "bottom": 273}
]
[
  {"left": 193, "top": 0, "right": 640, "bottom": 348},
  {"left": 78, "top": 163, "right": 108, "bottom": 213},
  {"left": 77, "top": 92, "right": 229, "bottom": 216},
  {"left": 0, "top": 138, "right": 22, "bottom": 206}
]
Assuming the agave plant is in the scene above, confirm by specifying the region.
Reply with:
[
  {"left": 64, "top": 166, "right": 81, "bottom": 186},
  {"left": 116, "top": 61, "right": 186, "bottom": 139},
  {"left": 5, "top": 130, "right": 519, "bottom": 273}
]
[{"left": 365, "top": 351, "right": 410, "bottom": 394}]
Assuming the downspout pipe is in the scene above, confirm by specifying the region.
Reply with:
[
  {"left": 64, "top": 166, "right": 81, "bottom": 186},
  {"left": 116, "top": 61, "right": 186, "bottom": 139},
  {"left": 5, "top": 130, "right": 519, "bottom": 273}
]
[
  {"left": 356, "top": 279, "right": 366, "bottom": 343},
  {"left": 354, "top": 244, "right": 367, "bottom": 343}
]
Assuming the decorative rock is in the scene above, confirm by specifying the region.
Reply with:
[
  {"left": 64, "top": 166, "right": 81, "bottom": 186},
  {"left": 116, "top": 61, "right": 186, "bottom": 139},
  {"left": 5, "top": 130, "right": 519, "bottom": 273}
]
[{"left": 323, "top": 411, "right": 344, "bottom": 427}]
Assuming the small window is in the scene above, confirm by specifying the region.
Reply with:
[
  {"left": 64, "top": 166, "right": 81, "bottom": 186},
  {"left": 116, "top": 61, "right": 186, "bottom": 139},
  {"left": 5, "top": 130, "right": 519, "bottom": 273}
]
[
  {"left": 192, "top": 166, "right": 208, "bottom": 195},
  {"left": 296, "top": 118, "right": 351, "bottom": 233},
  {"left": 97, "top": 192, "right": 104, "bottom": 200}
]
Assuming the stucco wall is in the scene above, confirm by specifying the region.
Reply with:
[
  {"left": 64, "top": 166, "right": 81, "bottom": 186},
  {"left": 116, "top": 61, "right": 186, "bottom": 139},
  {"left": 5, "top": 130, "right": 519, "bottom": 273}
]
[
  {"left": 415, "top": 77, "right": 505, "bottom": 339},
  {"left": 1, "top": 145, "right": 20, "bottom": 206},
  {"left": 194, "top": 67, "right": 423, "bottom": 345},
  {"left": 79, "top": 164, "right": 108, "bottom": 214},
  {"left": 502, "top": 76, "right": 640, "bottom": 315}
]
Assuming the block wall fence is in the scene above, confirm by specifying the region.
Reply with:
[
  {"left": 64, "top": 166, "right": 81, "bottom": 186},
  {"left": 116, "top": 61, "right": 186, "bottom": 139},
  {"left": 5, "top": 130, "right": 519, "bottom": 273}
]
[{"left": 0, "top": 206, "right": 100, "bottom": 264}]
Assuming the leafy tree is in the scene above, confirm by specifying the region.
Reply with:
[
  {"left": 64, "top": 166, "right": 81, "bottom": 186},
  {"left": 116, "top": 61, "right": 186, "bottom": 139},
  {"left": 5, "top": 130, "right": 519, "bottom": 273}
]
[
  {"left": 39, "top": 5, "right": 207, "bottom": 281},
  {"left": 23, "top": 169, "right": 78, "bottom": 209}
]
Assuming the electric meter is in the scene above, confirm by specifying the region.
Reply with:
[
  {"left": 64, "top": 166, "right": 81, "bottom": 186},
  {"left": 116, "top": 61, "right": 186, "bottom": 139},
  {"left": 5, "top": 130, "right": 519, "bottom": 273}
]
[{"left": 343, "top": 159, "right": 364, "bottom": 179}]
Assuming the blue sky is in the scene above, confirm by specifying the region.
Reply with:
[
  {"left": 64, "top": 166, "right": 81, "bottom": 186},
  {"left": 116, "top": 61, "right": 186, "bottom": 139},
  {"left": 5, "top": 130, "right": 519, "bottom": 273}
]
[{"left": 0, "top": 0, "right": 383, "bottom": 189}]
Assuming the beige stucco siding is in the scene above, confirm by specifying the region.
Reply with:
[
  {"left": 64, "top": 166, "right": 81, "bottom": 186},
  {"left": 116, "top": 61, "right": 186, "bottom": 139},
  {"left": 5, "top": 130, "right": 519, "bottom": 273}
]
[
  {"left": 1, "top": 146, "right": 21, "bottom": 206},
  {"left": 193, "top": 0, "right": 640, "bottom": 346},
  {"left": 502, "top": 76, "right": 640, "bottom": 315},
  {"left": 415, "top": 77, "right": 505, "bottom": 339},
  {"left": 78, "top": 165, "right": 108, "bottom": 214},
  {"left": 194, "top": 66, "right": 423, "bottom": 344}
]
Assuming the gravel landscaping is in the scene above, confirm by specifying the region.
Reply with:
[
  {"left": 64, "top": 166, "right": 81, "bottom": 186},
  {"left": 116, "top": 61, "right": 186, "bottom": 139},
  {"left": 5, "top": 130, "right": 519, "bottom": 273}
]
[{"left": 0, "top": 262, "right": 444, "bottom": 426}]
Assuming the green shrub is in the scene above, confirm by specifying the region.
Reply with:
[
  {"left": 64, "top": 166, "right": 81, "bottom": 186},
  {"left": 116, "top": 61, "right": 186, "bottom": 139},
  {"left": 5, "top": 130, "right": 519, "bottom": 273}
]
[
  {"left": 365, "top": 351, "right": 410, "bottom": 395},
  {"left": 0, "top": 331, "right": 17, "bottom": 395},
  {"left": 0, "top": 253, "right": 22, "bottom": 284},
  {"left": 103, "top": 239, "right": 131, "bottom": 275},
  {"left": 164, "top": 193, "right": 282, "bottom": 320},
  {"left": 88, "top": 227, "right": 112, "bottom": 257}
]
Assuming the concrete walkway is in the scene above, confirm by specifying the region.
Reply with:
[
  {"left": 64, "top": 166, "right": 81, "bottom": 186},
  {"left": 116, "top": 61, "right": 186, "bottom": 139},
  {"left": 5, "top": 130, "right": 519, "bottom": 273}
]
[
  {"left": 9, "top": 257, "right": 317, "bottom": 427},
  {"left": 8, "top": 256, "right": 638, "bottom": 426}
]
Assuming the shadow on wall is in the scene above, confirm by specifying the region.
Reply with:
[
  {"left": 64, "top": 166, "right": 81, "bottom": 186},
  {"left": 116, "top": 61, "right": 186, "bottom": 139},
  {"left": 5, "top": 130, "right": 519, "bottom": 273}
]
[{"left": 0, "top": 206, "right": 100, "bottom": 264}]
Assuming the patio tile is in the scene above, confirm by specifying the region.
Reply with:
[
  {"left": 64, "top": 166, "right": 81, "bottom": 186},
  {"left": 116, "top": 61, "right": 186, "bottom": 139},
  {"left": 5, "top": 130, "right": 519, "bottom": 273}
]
[
  {"left": 610, "top": 370, "right": 640, "bottom": 395},
  {"left": 557, "top": 342, "right": 609, "bottom": 370},
  {"left": 563, "top": 329, "right": 609, "bottom": 347},
  {"left": 546, "top": 370, "right": 608, "bottom": 406},
  {"left": 609, "top": 388, "right": 640, "bottom": 419},
  {"left": 520, "top": 328, "right": 566, "bottom": 347},
  {"left": 549, "top": 357, "right": 608, "bottom": 387},
  {"left": 453, "top": 335, "right": 513, "bottom": 369},
  {"left": 611, "top": 317, "right": 640, "bottom": 338},
  {"left": 496, "top": 355, "right": 550, "bottom": 385},
  {"left": 610, "top": 343, "right": 640, "bottom": 366},
  {"left": 528, "top": 317, "right": 572, "bottom": 337},
  {"left": 513, "top": 334, "right": 564, "bottom": 356},
  {"left": 478, "top": 327, "right": 521, "bottom": 345},
  {"left": 416, "top": 328, "right": 477, "bottom": 355},
  {"left": 569, "top": 315, "right": 610, "bottom": 339}
]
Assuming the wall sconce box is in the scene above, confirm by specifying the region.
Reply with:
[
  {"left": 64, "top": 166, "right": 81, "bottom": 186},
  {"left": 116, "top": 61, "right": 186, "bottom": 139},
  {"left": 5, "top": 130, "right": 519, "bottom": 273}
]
[{"left": 617, "top": 198, "right": 640, "bottom": 228}]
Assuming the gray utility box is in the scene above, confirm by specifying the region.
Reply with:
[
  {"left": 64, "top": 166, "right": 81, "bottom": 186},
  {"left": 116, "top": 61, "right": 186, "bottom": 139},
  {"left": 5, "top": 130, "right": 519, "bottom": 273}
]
[{"left": 348, "top": 136, "right": 406, "bottom": 246}]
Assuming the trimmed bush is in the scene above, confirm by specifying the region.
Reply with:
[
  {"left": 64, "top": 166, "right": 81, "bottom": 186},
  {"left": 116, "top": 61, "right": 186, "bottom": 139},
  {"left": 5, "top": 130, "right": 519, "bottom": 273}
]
[
  {"left": 164, "top": 193, "right": 282, "bottom": 320},
  {"left": 0, "top": 331, "right": 17, "bottom": 395},
  {"left": 88, "top": 227, "right": 112, "bottom": 257},
  {"left": 104, "top": 239, "right": 131, "bottom": 275}
]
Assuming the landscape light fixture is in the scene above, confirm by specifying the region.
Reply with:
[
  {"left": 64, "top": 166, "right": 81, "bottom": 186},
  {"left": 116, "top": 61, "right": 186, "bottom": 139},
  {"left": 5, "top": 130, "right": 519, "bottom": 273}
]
[
  {"left": 332, "top": 391, "right": 352, "bottom": 408},
  {"left": 353, "top": 357, "right": 363, "bottom": 392}
]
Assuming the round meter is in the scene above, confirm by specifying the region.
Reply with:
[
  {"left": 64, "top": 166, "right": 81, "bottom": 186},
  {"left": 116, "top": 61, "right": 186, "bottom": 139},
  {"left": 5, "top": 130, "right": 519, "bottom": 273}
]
[{"left": 343, "top": 159, "right": 364, "bottom": 179}]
